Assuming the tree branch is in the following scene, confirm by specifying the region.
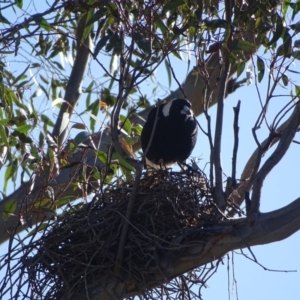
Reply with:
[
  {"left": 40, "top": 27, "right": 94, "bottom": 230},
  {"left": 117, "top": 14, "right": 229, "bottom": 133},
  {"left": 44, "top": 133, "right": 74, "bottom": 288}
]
[
  {"left": 0, "top": 17, "right": 265, "bottom": 245},
  {"left": 231, "top": 100, "right": 241, "bottom": 186},
  {"left": 229, "top": 102, "right": 300, "bottom": 215},
  {"left": 250, "top": 102, "right": 300, "bottom": 214},
  {"left": 52, "top": 14, "right": 92, "bottom": 146},
  {"left": 213, "top": 49, "right": 230, "bottom": 210},
  {"left": 68, "top": 195, "right": 300, "bottom": 299},
  {"left": 111, "top": 35, "right": 143, "bottom": 275}
]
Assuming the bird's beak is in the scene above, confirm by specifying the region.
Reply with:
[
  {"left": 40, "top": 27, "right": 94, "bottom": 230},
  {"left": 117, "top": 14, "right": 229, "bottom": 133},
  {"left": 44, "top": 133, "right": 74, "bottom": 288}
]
[{"left": 181, "top": 105, "right": 192, "bottom": 116}]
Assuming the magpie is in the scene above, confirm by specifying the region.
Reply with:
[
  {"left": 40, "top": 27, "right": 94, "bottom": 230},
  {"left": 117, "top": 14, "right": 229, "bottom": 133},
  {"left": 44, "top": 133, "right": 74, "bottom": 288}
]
[{"left": 141, "top": 98, "right": 198, "bottom": 169}]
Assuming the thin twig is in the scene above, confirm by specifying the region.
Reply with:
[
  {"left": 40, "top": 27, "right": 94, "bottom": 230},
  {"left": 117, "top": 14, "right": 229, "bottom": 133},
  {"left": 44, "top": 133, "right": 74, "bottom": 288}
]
[
  {"left": 231, "top": 100, "right": 241, "bottom": 187},
  {"left": 201, "top": 84, "right": 215, "bottom": 186},
  {"left": 143, "top": 99, "right": 162, "bottom": 165},
  {"left": 52, "top": 13, "right": 91, "bottom": 146},
  {"left": 239, "top": 249, "right": 296, "bottom": 273},
  {"left": 213, "top": 49, "right": 230, "bottom": 210},
  {"left": 165, "top": 55, "right": 187, "bottom": 98},
  {"left": 272, "top": 98, "right": 297, "bottom": 130},
  {"left": 114, "top": 163, "right": 143, "bottom": 275},
  {"left": 250, "top": 55, "right": 269, "bottom": 132},
  {"left": 110, "top": 35, "right": 138, "bottom": 169},
  {"left": 112, "top": 32, "right": 143, "bottom": 275},
  {"left": 227, "top": 129, "right": 283, "bottom": 217}
]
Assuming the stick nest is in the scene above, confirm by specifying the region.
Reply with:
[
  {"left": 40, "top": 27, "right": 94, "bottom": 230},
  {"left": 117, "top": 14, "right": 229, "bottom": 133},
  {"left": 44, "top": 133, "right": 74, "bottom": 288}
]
[{"left": 23, "top": 170, "right": 235, "bottom": 299}]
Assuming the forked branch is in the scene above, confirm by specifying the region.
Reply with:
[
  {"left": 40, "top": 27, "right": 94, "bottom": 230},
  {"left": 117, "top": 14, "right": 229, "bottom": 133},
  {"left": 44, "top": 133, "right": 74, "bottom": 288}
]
[
  {"left": 250, "top": 101, "right": 300, "bottom": 214},
  {"left": 229, "top": 101, "right": 300, "bottom": 214}
]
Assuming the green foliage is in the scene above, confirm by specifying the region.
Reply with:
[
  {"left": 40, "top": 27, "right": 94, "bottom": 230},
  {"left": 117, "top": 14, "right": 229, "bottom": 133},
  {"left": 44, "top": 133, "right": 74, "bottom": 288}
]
[
  {"left": 73, "top": 131, "right": 91, "bottom": 148},
  {"left": 257, "top": 56, "right": 265, "bottom": 83},
  {"left": 0, "top": 0, "right": 294, "bottom": 193},
  {"left": 2, "top": 0, "right": 300, "bottom": 299},
  {"left": 119, "top": 115, "right": 132, "bottom": 135}
]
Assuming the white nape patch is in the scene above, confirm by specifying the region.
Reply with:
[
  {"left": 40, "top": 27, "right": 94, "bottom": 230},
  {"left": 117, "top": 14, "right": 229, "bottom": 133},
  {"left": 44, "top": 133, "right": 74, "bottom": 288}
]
[
  {"left": 181, "top": 105, "right": 191, "bottom": 115},
  {"left": 162, "top": 99, "right": 174, "bottom": 117}
]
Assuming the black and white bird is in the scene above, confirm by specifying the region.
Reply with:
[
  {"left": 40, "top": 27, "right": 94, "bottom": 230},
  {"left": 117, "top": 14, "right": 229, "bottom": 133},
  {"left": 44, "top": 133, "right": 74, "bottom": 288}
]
[{"left": 141, "top": 98, "right": 198, "bottom": 169}]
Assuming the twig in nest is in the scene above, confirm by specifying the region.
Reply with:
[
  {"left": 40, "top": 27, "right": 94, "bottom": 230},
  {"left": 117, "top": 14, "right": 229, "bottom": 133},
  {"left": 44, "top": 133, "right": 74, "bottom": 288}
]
[
  {"left": 114, "top": 163, "right": 143, "bottom": 275},
  {"left": 12, "top": 170, "right": 234, "bottom": 299},
  {"left": 110, "top": 32, "right": 143, "bottom": 274}
]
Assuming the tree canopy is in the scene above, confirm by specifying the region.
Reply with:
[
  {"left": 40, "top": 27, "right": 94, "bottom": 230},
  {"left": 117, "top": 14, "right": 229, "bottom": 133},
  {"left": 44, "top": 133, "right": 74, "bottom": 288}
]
[{"left": 1, "top": 0, "right": 300, "bottom": 299}]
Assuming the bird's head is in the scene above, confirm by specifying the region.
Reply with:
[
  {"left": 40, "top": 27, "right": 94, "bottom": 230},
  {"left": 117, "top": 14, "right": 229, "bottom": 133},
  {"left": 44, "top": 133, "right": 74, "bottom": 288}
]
[{"left": 161, "top": 98, "right": 194, "bottom": 120}]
